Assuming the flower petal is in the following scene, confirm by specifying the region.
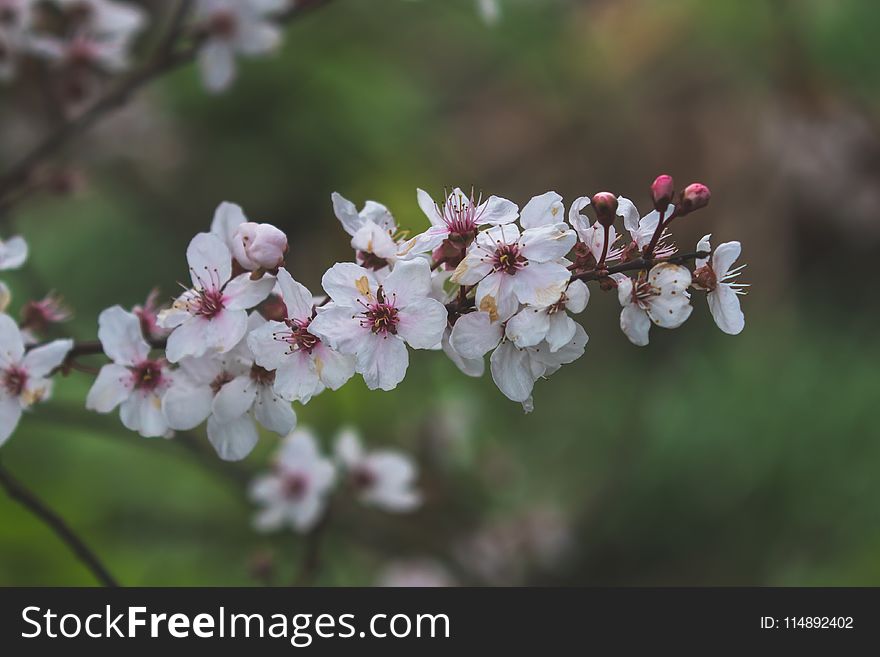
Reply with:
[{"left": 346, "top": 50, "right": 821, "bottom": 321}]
[
  {"left": 321, "top": 262, "right": 377, "bottom": 307},
  {"left": 186, "top": 232, "right": 232, "bottom": 290},
  {"left": 356, "top": 334, "right": 409, "bottom": 391},
  {"left": 253, "top": 386, "right": 297, "bottom": 435},
  {"left": 520, "top": 191, "right": 564, "bottom": 229},
  {"left": 97, "top": 305, "right": 150, "bottom": 366},
  {"left": 381, "top": 259, "right": 432, "bottom": 308},
  {"left": 490, "top": 341, "right": 535, "bottom": 403},
  {"left": 161, "top": 381, "right": 213, "bottom": 430},
  {"left": 86, "top": 364, "right": 134, "bottom": 413},
  {"left": 120, "top": 392, "right": 168, "bottom": 438},
  {"left": 505, "top": 307, "right": 551, "bottom": 349},
  {"left": 0, "top": 313, "right": 25, "bottom": 367},
  {"left": 712, "top": 241, "right": 741, "bottom": 279},
  {"left": 0, "top": 393, "right": 23, "bottom": 447},
  {"left": 395, "top": 298, "right": 447, "bottom": 349},
  {"left": 224, "top": 273, "right": 274, "bottom": 310},
  {"left": 708, "top": 284, "right": 745, "bottom": 335},
  {"left": 207, "top": 413, "right": 259, "bottom": 461},
  {"left": 212, "top": 375, "right": 257, "bottom": 421},
  {"left": 519, "top": 223, "right": 576, "bottom": 263},
  {"left": 620, "top": 304, "right": 651, "bottom": 346},
  {"left": 22, "top": 339, "right": 73, "bottom": 378}
]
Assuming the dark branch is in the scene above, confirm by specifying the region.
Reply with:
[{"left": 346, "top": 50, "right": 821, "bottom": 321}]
[
  {"left": 0, "top": 460, "right": 119, "bottom": 587},
  {"left": 571, "top": 250, "right": 710, "bottom": 283}
]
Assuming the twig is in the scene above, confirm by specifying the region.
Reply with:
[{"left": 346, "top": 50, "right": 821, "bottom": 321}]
[
  {"left": 570, "top": 250, "right": 709, "bottom": 283},
  {"left": 294, "top": 506, "right": 331, "bottom": 586},
  {"left": 0, "top": 460, "right": 119, "bottom": 587}
]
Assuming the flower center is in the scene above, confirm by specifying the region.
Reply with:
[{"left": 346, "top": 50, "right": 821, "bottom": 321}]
[
  {"left": 359, "top": 289, "right": 399, "bottom": 336},
  {"left": 350, "top": 465, "right": 376, "bottom": 491},
  {"left": 132, "top": 360, "right": 165, "bottom": 392},
  {"left": 194, "top": 287, "right": 226, "bottom": 319},
  {"left": 1, "top": 366, "right": 28, "bottom": 397},
  {"left": 280, "top": 318, "right": 320, "bottom": 354},
  {"left": 492, "top": 243, "right": 527, "bottom": 275},
  {"left": 250, "top": 364, "right": 275, "bottom": 387},
  {"left": 209, "top": 10, "right": 237, "bottom": 39},
  {"left": 357, "top": 250, "right": 390, "bottom": 271},
  {"left": 692, "top": 265, "right": 717, "bottom": 292},
  {"left": 547, "top": 293, "right": 568, "bottom": 314},
  {"left": 281, "top": 473, "right": 308, "bottom": 500}
]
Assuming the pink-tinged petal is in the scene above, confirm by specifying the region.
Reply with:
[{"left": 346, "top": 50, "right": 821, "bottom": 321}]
[
  {"left": 224, "top": 273, "right": 274, "bottom": 310},
  {"left": 331, "top": 191, "right": 364, "bottom": 237},
  {"left": 712, "top": 241, "right": 742, "bottom": 279},
  {"left": 165, "top": 317, "right": 208, "bottom": 362},
  {"left": 545, "top": 313, "right": 579, "bottom": 353},
  {"left": 207, "top": 414, "right": 259, "bottom": 461},
  {"left": 98, "top": 305, "right": 150, "bottom": 366},
  {"left": 450, "top": 311, "right": 503, "bottom": 360},
  {"left": 250, "top": 473, "right": 282, "bottom": 504},
  {"left": 247, "top": 320, "right": 289, "bottom": 370},
  {"left": 86, "top": 364, "right": 134, "bottom": 413},
  {"left": 417, "top": 188, "right": 444, "bottom": 226},
  {"left": 478, "top": 195, "right": 519, "bottom": 225},
  {"left": 202, "top": 308, "right": 249, "bottom": 354},
  {"left": 0, "top": 235, "right": 28, "bottom": 270},
  {"left": 119, "top": 392, "right": 168, "bottom": 438},
  {"left": 335, "top": 428, "right": 363, "bottom": 465},
  {"left": 519, "top": 223, "right": 576, "bottom": 263},
  {"left": 187, "top": 232, "right": 232, "bottom": 290},
  {"left": 382, "top": 259, "right": 432, "bottom": 308},
  {"left": 321, "top": 262, "right": 377, "bottom": 307},
  {"left": 505, "top": 307, "right": 551, "bottom": 349},
  {"left": 253, "top": 386, "right": 297, "bottom": 435},
  {"left": 356, "top": 334, "right": 409, "bottom": 391},
  {"left": 490, "top": 341, "right": 535, "bottom": 403},
  {"left": 442, "top": 328, "right": 485, "bottom": 377},
  {"left": 0, "top": 313, "right": 25, "bottom": 367},
  {"left": 210, "top": 201, "right": 247, "bottom": 249},
  {"left": 273, "top": 350, "right": 322, "bottom": 403},
  {"left": 708, "top": 285, "right": 745, "bottom": 335},
  {"left": 361, "top": 200, "right": 396, "bottom": 232},
  {"left": 475, "top": 272, "right": 519, "bottom": 323},
  {"left": 22, "top": 339, "right": 72, "bottom": 378},
  {"left": 0, "top": 393, "right": 23, "bottom": 447},
  {"left": 520, "top": 191, "right": 563, "bottom": 229},
  {"left": 395, "top": 297, "right": 447, "bottom": 349},
  {"left": 313, "top": 343, "right": 356, "bottom": 391},
  {"left": 212, "top": 375, "right": 257, "bottom": 421},
  {"left": 565, "top": 279, "right": 590, "bottom": 314},
  {"left": 510, "top": 261, "right": 570, "bottom": 308},
  {"left": 363, "top": 453, "right": 421, "bottom": 512},
  {"left": 620, "top": 304, "right": 651, "bottom": 346},
  {"left": 161, "top": 381, "right": 213, "bottom": 430},
  {"left": 696, "top": 234, "right": 712, "bottom": 268},
  {"left": 198, "top": 38, "right": 236, "bottom": 93},
  {"left": 308, "top": 305, "right": 365, "bottom": 354}
]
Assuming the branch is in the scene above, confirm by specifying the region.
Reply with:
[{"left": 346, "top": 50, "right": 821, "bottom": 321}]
[
  {"left": 571, "top": 250, "right": 710, "bottom": 283},
  {"left": 0, "top": 0, "right": 337, "bottom": 207},
  {"left": 0, "top": 460, "right": 119, "bottom": 587},
  {"left": 294, "top": 505, "right": 331, "bottom": 586}
]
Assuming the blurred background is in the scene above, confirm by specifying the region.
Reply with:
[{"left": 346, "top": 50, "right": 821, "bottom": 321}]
[{"left": 1, "top": 0, "right": 879, "bottom": 586}]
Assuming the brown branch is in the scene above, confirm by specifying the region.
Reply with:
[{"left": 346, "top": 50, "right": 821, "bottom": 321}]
[
  {"left": 0, "top": 460, "right": 119, "bottom": 587},
  {"left": 0, "top": 0, "right": 337, "bottom": 207},
  {"left": 571, "top": 249, "right": 710, "bottom": 283}
]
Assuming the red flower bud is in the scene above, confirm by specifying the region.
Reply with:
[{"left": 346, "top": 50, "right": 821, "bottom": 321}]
[
  {"left": 591, "top": 192, "right": 618, "bottom": 227},
  {"left": 678, "top": 183, "right": 711, "bottom": 215},
  {"left": 650, "top": 174, "right": 674, "bottom": 211}
]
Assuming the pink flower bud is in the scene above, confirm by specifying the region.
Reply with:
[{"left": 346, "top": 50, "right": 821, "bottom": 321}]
[
  {"left": 678, "top": 183, "right": 711, "bottom": 215},
  {"left": 650, "top": 174, "right": 674, "bottom": 211},
  {"left": 591, "top": 192, "right": 618, "bottom": 227},
  {"left": 232, "top": 222, "right": 288, "bottom": 271}
]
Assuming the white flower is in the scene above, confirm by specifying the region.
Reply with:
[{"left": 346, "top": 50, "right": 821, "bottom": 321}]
[
  {"left": 694, "top": 235, "right": 747, "bottom": 335},
  {"left": 568, "top": 196, "right": 623, "bottom": 264},
  {"left": 194, "top": 0, "right": 285, "bottom": 93},
  {"left": 54, "top": 0, "right": 147, "bottom": 42},
  {"left": 505, "top": 279, "right": 589, "bottom": 352},
  {"left": 247, "top": 267, "right": 355, "bottom": 403},
  {"left": 429, "top": 268, "right": 484, "bottom": 377},
  {"left": 85, "top": 306, "right": 171, "bottom": 437},
  {"left": 331, "top": 192, "right": 400, "bottom": 273},
  {"left": 209, "top": 201, "right": 287, "bottom": 271},
  {"left": 451, "top": 220, "right": 575, "bottom": 323},
  {"left": 398, "top": 187, "right": 519, "bottom": 260},
  {"left": 0, "top": 0, "right": 36, "bottom": 81},
  {"left": 612, "top": 263, "right": 693, "bottom": 347},
  {"left": 0, "top": 234, "right": 27, "bottom": 270},
  {"left": 0, "top": 313, "right": 72, "bottom": 446},
  {"left": 450, "top": 310, "right": 588, "bottom": 407},
  {"left": 250, "top": 428, "right": 336, "bottom": 533},
  {"left": 308, "top": 259, "right": 448, "bottom": 391},
  {"left": 335, "top": 428, "right": 421, "bottom": 512},
  {"left": 162, "top": 313, "right": 296, "bottom": 461},
  {"left": 476, "top": 0, "right": 501, "bottom": 25},
  {"left": 159, "top": 232, "right": 274, "bottom": 362}
]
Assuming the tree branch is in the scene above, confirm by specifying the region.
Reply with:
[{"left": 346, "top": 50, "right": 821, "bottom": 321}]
[
  {"left": 0, "top": 460, "right": 119, "bottom": 587},
  {"left": 571, "top": 250, "right": 710, "bottom": 283}
]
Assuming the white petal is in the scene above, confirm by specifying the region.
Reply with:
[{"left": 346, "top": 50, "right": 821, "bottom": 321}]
[
  {"left": 620, "top": 304, "right": 651, "bottom": 346},
  {"left": 97, "top": 306, "right": 149, "bottom": 366},
  {"left": 331, "top": 192, "right": 363, "bottom": 236},
  {"left": 212, "top": 375, "right": 257, "bottom": 421},
  {"left": 210, "top": 201, "right": 247, "bottom": 249},
  {"left": 489, "top": 341, "right": 535, "bottom": 403},
  {"left": 450, "top": 311, "right": 503, "bottom": 359},
  {"left": 567, "top": 195, "right": 591, "bottom": 241},
  {"left": 477, "top": 195, "right": 519, "bottom": 225},
  {"left": 351, "top": 223, "right": 398, "bottom": 260},
  {"left": 0, "top": 313, "right": 25, "bottom": 367},
  {"left": 198, "top": 39, "right": 236, "bottom": 93},
  {"left": 520, "top": 191, "right": 564, "bottom": 229},
  {"left": 381, "top": 259, "right": 433, "bottom": 308},
  {"left": 308, "top": 305, "right": 364, "bottom": 354},
  {"left": 565, "top": 279, "right": 590, "bottom": 314},
  {"left": 618, "top": 196, "right": 640, "bottom": 233},
  {"left": 541, "top": 321, "right": 588, "bottom": 365},
  {"left": 161, "top": 381, "right": 213, "bottom": 430},
  {"left": 0, "top": 393, "right": 23, "bottom": 447},
  {"left": 273, "top": 350, "right": 322, "bottom": 403},
  {"left": 708, "top": 284, "right": 745, "bottom": 335},
  {"left": 86, "top": 364, "right": 133, "bottom": 413},
  {"left": 545, "top": 312, "right": 578, "bottom": 352},
  {"left": 313, "top": 343, "right": 356, "bottom": 391},
  {"left": 201, "top": 308, "right": 250, "bottom": 354},
  {"left": 224, "top": 273, "right": 274, "bottom": 310},
  {"left": 475, "top": 272, "right": 519, "bottom": 323},
  {"left": 696, "top": 234, "right": 712, "bottom": 268},
  {"left": 334, "top": 428, "right": 363, "bottom": 465},
  {"left": 613, "top": 273, "right": 634, "bottom": 307},
  {"left": 441, "top": 327, "right": 484, "bottom": 377},
  {"left": 0, "top": 235, "right": 28, "bottom": 270},
  {"left": 450, "top": 248, "right": 494, "bottom": 286},
  {"left": 207, "top": 414, "right": 259, "bottom": 461},
  {"left": 186, "top": 232, "right": 232, "bottom": 290},
  {"left": 356, "top": 334, "right": 409, "bottom": 391},
  {"left": 510, "top": 261, "right": 570, "bottom": 308},
  {"left": 395, "top": 298, "right": 447, "bottom": 349},
  {"left": 253, "top": 386, "right": 296, "bottom": 435},
  {"left": 120, "top": 392, "right": 168, "bottom": 438},
  {"left": 247, "top": 320, "right": 289, "bottom": 370},
  {"left": 505, "top": 308, "right": 551, "bottom": 349},
  {"left": 519, "top": 223, "right": 576, "bottom": 263},
  {"left": 397, "top": 226, "right": 449, "bottom": 259},
  {"left": 416, "top": 188, "right": 443, "bottom": 226},
  {"left": 22, "top": 339, "right": 73, "bottom": 378},
  {"left": 712, "top": 241, "right": 741, "bottom": 279},
  {"left": 321, "top": 262, "right": 377, "bottom": 307},
  {"left": 360, "top": 200, "right": 396, "bottom": 232}
]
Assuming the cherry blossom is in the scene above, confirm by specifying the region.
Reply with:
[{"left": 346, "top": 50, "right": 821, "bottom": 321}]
[
  {"left": 132, "top": 288, "right": 169, "bottom": 341},
  {"left": 335, "top": 428, "right": 421, "bottom": 512},
  {"left": 194, "top": 0, "right": 285, "bottom": 93},
  {"left": 85, "top": 306, "right": 171, "bottom": 437},
  {"left": 621, "top": 198, "right": 677, "bottom": 258},
  {"left": 0, "top": 0, "right": 35, "bottom": 81},
  {"left": 159, "top": 232, "right": 275, "bottom": 363},
  {"left": 332, "top": 192, "right": 401, "bottom": 273},
  {"left": 568, "top": 196, "right": 625, "bottom": 265},
  {"left": 250, "top": 428, "right": 336, "bottom": 533},
  {"left": 0, "top": 234, "right": 27, "bottom": 270},
  {"left": 693, "top": 235, "right": 747, "bottom": 335},
  {"left": 308, "top": 259, "right": 448, "bottom": 391},
  {"left": 209, "top": 201, "right": 287, "bottom": 272},
  {"left": 612, "top": 264, "right": 693, "bottom": 347},
  {"left": 505, "top": 279, "right": 589, "bottom": 352},
  {"left": 451, "top": 219, "right": 575, "bottom": 323},
  {"left": 247, "top": 267, "right": 355, "bottom": 403},
  {"left": 0, "top": 313, "right": 72, "bottom": 446},
  {"left": 163, "top": 313, "right": 296, "bottom": 461}
]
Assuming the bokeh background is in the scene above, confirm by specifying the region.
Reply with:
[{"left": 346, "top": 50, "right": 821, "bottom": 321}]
[{"left": 1, "top": 0, "right": 879, "bottom": 586}]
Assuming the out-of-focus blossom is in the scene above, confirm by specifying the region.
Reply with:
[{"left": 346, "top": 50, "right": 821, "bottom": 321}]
[
  {"left": 158, "top": 232, "right": 274, "bottom": 362},
  {"left": 376, "top": 559, "right": 456, "bottom": 587},
  {"left": 0, "top": 313, "right": 72, "bottom": 446},
  {"left": 612, "top": 263, "right": 693, "bottom": 347},
  {"left": 0, "top": 234, "right": 27, "bottom": 270},
  {"left": 335, "top": 428, "right": 421, "bottom": 512},
  {"left": 250, "top": 428, "right": 336, "bottom": 533},
  {"left": 693, "top": 235, "right": 747, "bottom": 335},
  {"left": 86, "top": 306, "right": 171, "bottom": 437},
  {"left": 332, "top": 192, "right": 400, "bottom": 274},
  {"left": 132, "top": 288, "right": 169, "bottom": 341},
  {"left": 0, "top": 0, "right": 36, "bottom": 81},
  {"left": 309, "top": 259, "right": 448, "bottom": 391},
  {"left": 247, "top": 267, "right": 355, "bottom": 403},
  {"left": 20, "top": 293, "right": 72, "bottom": 334},
  {"left": 0, "top": 282, "right": 10, "bottom": 314}
]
